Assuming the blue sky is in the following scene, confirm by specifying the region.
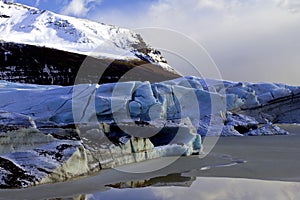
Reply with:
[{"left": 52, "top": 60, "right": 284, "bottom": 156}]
[
  {"left": 11, "top": 0, "right": 300, "bottom": 84},
  {"left": 13, "top": 0, "right": 156, "bottom": 19}
]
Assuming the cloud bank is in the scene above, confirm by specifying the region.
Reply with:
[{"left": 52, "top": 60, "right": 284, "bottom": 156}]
[{"left": 90, "top": 0, "right": 300, "bottom": 85}]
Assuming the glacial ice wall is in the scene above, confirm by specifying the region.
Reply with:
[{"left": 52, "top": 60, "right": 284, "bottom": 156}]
[
  {"left": 0, "top": 76, "right": 299, "bottom": 134},
  {"left": 0, "top": 76, "right": 298, "bottom": 188}
]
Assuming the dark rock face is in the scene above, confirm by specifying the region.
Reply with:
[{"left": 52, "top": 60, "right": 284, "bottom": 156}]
[
  {"left": 0, "top": 42, "right": 180, "bottom": 86},
  {"left": 0, "top": 157, "right": 36, "bottom": 188}
]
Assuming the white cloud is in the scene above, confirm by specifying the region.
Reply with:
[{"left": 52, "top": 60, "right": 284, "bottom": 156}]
[
  {"left": 278, "top": 0, "right": 300, "bottom": 13},
  {"left": 196, "top": 0, "right": 226, "bottom": 10},
  {"left": 90, "top": 0, "right": 300, "bottom": 84},
  {"left": 61, "top": 0, "right": 101, "bottom": 17},
  {"left": 35, "top": 0, "right": 40, "bottom": 7}
]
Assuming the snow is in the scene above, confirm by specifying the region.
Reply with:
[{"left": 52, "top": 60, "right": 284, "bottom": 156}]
[
  {"left": 0, "top": 1, "right": 176, "bottom": 74},
  {"left": 0, "top": 1, "right": 135, "bottom": 58}
]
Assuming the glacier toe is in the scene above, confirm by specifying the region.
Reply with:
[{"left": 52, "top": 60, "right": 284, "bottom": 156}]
[{"left": 0, "top": 76, "right": 299, "bottom": 188}]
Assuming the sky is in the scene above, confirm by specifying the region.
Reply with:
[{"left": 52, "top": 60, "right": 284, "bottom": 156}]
[{"left": 11, "top": 0, "right": 300, "bottom": 85}]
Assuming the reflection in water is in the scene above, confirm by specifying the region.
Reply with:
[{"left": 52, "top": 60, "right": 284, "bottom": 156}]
[
  {"left": 90, "top": 177, "right": 300, "bottom": 200},
  {"left": 106, "top": 173, "right": 196, "bottom": 188},
  {"left": 47, "top": 194, "right": 88, "bottom": 200},
  {"left": 0, "top": 154, "right": 243, "bottom": 200}
]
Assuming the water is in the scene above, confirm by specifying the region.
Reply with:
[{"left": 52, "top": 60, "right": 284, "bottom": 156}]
[
  {"left": 92, "top": 177, "right": 300, "bottom": 200},
  {"left": 1, "top": 125, "right": 300, "bottom": 200}
]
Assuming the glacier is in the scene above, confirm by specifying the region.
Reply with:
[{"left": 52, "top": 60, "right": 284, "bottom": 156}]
[
  {"left": 0, "top": 76, "right": 299, "bottom": 188},
  {"left": 0, "top": 77, "right": 296, "bottom": 134}
]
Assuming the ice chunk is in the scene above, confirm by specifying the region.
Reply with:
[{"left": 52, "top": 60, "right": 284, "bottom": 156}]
[
  {"left": 221, "top": 125, "right": 244, "bottom": 137},
  {"left": 271, "top": 88, "right": 291, "bottom": 99},
  {"left": 247, "top": 124, "right": 289, "bottom": 136},
  {"left": 258, "top": 92, "right": 274, "bottom": 105},
  {"left": 129, "top": 101, "right": 142, "bottom": 117}
]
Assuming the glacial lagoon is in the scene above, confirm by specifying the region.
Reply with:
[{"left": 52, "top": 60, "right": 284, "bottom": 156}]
[{"left": 1, "top": 125, "right": 299, "bottom": 200}]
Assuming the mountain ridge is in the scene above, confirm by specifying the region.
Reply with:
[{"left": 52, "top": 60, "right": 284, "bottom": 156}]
[
  {"left": 0, "top": 1, "right": 177, "bottom": 75},
  {"left": 0, "top": 1, "right": 180, "bottom": 85}
]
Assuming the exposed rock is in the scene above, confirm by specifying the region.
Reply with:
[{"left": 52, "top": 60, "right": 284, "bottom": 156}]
[{"left": 0, "top": 42, "right": 180, "bottom": 85}]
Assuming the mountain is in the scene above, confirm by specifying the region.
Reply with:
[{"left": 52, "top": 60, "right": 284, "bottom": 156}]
[{"left": 0, "top": 1, "right": 179, "bottom": 85}]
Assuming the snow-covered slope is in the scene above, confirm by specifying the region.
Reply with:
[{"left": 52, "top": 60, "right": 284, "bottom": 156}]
[{"left": 0, "top": 1, "right": 176, "bottom": 73}]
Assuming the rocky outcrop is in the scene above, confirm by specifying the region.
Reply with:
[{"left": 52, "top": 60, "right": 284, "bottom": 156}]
[{"left": 0, "top": 41, "right": 180, "bottom": 85}]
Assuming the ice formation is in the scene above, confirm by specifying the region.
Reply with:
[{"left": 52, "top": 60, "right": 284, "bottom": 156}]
[{"left": 0, "top": 76, "right": 299, "bottom": 187}]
